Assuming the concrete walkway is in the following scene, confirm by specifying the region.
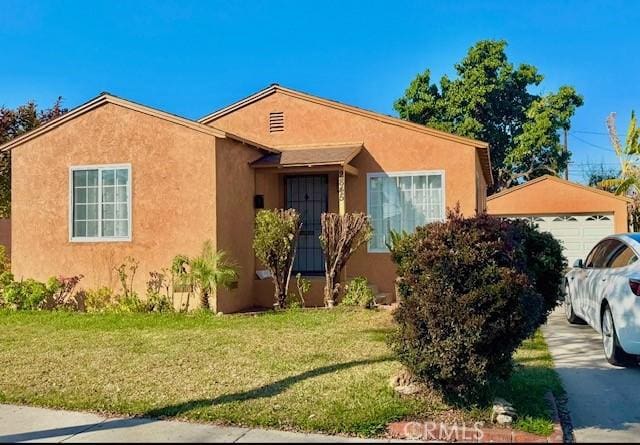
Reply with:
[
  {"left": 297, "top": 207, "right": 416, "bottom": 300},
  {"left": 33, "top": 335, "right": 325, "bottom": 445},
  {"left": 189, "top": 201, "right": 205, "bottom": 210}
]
[
  {"left": 0, "top": 404, "right": 401, "bottom": 443},
  {"left": 542, "top": 308, "right": 640, "bottom": 442}
]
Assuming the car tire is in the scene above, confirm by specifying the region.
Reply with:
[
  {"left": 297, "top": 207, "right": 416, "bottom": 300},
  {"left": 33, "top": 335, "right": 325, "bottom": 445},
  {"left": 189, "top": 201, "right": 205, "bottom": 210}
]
[
  {"left": 564, "top": 285, "right": 584, "bottom": 324},
  {"left": 602, "top": 304, "right": 637, "bottom": 367}
]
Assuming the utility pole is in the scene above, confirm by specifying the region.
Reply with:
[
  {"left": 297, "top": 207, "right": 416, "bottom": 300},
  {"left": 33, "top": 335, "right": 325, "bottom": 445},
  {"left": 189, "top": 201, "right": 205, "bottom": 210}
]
[{"left": 564, "top": 129, "right": 569, "bottom": 180}]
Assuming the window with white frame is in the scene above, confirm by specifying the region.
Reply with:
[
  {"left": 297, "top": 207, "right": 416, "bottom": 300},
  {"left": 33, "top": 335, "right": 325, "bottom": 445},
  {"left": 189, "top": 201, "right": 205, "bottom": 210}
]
[
  {"left": 70, "top": 165, "right": 131, "bottom": 241},
  {"left": 367, "top": 172, "right": 444, "bottom": 251}
]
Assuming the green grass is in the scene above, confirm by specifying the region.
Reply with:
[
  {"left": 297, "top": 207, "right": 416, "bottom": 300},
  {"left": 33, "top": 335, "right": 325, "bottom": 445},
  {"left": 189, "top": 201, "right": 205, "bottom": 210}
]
[{"left": 0, "top": 308, "right": 562, "bottom": 437}]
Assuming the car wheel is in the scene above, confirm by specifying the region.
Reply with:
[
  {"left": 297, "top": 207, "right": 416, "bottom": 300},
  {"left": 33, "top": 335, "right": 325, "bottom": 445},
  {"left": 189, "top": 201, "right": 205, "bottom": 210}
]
[
  {"left": 564, "top": 285, "right": 583, "bottom": 324},
  {"left": 602, "top": 305, "right": 637, "bottom": 367}
]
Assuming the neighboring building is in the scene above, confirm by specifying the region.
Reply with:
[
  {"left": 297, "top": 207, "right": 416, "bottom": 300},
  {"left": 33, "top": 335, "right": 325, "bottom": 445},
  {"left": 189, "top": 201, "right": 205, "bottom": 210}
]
[
  {"left": 487, "top": 175, "right": 631, "bottom": 265},
  {"left": 0, "top": 85, "right": 492, "bottom": 312}
]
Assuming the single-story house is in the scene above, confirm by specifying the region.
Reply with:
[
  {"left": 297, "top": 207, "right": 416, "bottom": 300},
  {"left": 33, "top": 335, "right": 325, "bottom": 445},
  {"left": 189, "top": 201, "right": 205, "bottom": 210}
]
[
  {"left": 0, "top": 85, "right": 492, "bottom": 312},
  {"left": 487, "top": 175, "right": 631, "bottom": 265}
]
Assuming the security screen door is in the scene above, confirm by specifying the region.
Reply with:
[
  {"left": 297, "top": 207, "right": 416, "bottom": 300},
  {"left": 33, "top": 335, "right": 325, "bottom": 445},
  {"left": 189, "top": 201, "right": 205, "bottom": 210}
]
[{"left": 285, "top": 175, "right": 328, "bottom": 274}]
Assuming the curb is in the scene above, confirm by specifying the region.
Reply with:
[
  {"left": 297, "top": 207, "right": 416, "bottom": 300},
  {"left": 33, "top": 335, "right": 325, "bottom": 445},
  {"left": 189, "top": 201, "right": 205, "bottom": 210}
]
[{"left": 387, "top": 392, "right": 565, "bottom": 443}]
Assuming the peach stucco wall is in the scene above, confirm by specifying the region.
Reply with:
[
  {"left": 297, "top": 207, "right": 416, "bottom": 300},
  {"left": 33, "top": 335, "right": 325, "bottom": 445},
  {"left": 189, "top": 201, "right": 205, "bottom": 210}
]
[
  {"left": 487, "top": 178, "right": 629, "bottom": 233},
  {"left": 209, "top": 91, "right": 483, "bottom": 300},
  {"left": 214, "top": 137, "right": 263, "bottom": 313},
  {"left": 11, "top": 103, "right": 219, "bottom": 297}
]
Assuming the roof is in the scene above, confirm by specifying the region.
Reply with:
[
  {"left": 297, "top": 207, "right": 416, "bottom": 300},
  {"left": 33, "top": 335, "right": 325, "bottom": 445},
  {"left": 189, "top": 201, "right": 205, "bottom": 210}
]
[
  {"left": 251, "top": 143, "right": 362, "bottom": 169},
  {"left": 198, "top": 84, "right": 493, "bottom": 186},
  {"left": 487, "top": 175, "right": 633, "bottom": 203},
  {"left": 0, "top": 93, "right": 277, "bottom": 154}
]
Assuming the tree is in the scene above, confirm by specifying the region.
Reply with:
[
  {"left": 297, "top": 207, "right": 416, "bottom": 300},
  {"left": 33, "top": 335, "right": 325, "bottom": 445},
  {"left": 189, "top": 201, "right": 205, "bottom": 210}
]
[
  {"left": 253, "top": 209, "right": 302, "bottom": 309},
  {"left": 0, "top": 97, "right": 67, "bottom": 217},
  {"left": 172, "top": 241, "right": 238, "bottom": 311},
  {"left": 583, "top": 162, "right": 618, "bottom": 191},
  {"left": 319, "top": 213, "right": 372, "bottom": 307},
  {"left": 394, "top": 40, "right": 583, "bottom": 190},
  {"left": 599, "top": 111, "right": 640, "bottom": 230}
]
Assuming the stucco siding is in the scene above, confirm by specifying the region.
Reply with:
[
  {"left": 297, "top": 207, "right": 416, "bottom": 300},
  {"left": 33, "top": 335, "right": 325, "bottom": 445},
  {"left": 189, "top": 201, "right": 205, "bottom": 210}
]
[
  {"left": 487, "top": 177, "right": 629, "bottom": 233},
  {"left": 214, "top": 138, "right": 263, "bottom": 313},
  {"left": 209, "top": 91, "right": 480, "bottom": 297},
  {"left": 11, "top": 102, "right": 218, "bottom": 295}
]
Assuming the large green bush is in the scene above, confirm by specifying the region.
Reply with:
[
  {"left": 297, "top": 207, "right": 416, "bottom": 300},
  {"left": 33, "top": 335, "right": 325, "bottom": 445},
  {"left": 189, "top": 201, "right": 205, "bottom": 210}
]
[
  {"left": 389, "top": 210, "right": 565, "bottom": 404},
  {"left": 342, "top": 277, "right": 375, "bottom": 308}
]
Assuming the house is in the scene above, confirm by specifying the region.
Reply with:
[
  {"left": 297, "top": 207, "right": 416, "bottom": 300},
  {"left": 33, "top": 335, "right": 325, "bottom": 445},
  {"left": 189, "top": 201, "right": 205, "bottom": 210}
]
[
  {"left": 0, "top": 85, "right": 491, "bottom": 312},
  {"left": 487, "top": 175, "right": 631, "bottom": 265}
]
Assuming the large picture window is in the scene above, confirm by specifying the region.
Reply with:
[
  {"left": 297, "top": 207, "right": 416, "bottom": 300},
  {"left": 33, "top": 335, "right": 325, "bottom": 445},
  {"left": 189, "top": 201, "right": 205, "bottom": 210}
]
[
  {"left": 70, "top": 164, "right": 131, "bottom": 241},
  {"left": 367, "top": 171, "right": 444, "bottom": 251}
]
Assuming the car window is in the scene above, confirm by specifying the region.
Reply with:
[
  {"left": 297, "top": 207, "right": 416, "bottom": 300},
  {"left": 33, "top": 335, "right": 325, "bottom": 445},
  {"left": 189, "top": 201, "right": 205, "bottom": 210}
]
[
  {"left": 607, "top": 243, "right": 638, "bottom": 268},
  {"left": 586, "top": 239, "right": 621, "bottom": 268}
]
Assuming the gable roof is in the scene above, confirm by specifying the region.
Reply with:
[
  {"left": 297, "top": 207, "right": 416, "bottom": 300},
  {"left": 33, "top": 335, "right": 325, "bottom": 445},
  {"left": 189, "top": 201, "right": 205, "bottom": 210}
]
[
  {"left": 488, "top": 175, "right": 633, "bottom": 203},
  {"left": 0, "top": 93, "right": 278, "bottom": 154},
  {"left": 199, "top": 84, "right": 493, "bottom": 186}
]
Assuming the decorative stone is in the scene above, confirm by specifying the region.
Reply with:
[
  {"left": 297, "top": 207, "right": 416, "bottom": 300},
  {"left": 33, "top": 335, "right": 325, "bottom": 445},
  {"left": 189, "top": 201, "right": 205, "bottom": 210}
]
[
  {"left": 389, "top": 368, "right": 426, "bottom": 395},
  {"left": 491, "top": 398, "right": 517, "bottom": 425}
]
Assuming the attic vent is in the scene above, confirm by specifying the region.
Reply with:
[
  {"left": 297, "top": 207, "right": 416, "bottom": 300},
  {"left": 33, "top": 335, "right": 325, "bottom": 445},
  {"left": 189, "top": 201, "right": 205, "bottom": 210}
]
[{"left": 269, "top": 111, "right": 285, "bottom": 132}]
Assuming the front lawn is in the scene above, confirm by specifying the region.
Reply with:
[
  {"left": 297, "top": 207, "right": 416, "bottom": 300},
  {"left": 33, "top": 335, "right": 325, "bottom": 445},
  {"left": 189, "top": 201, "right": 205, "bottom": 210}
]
[{"left": 0, "top": 308, "right": 561, "bottom": 437}]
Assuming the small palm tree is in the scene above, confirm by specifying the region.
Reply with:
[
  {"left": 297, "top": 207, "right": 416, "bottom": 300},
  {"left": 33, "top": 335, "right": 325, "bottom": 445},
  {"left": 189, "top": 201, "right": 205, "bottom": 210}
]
[
  {"left": 599, "top": 111, "right": 640, "bottom": 194},
  {"left": 172, "top": 241, "right": 238, "bottom": 311}
]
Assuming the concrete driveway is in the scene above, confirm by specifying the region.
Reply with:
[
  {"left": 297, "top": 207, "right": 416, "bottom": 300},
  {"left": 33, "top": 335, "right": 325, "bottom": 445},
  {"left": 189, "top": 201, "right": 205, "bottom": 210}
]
[{"left": 543, "top": 308, "right": 640, "bottom": 442}]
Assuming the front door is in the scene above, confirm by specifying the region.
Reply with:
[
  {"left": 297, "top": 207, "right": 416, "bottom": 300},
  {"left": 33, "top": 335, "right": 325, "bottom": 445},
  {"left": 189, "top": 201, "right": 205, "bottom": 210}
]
[{"left": 285, "top": 175, "right": 328, "bottom": 275}]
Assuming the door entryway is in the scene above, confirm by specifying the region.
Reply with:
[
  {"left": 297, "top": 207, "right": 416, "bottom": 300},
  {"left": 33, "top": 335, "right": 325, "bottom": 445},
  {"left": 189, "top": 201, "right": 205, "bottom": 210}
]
[{"left": 285, "top": 175, "right": 328, "bottom": 274}]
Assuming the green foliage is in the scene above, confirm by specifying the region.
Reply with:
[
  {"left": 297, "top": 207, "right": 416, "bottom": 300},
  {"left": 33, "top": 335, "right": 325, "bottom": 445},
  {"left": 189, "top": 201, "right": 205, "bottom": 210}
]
[
  {"left": 0, "top": 98, "right": 68, "bottom": 217},
  {"left": 1, "top": 276, "right": 60, "bottom": 310},
  {"left": 389, "top": 209, "right": 565, "bottom": 404},
  {"left": 145, "top": 271, "right": 175, "bottom": 313},
  {"left": 172, "top": 241, "right": 238, "bottom": 311},
  {"left": 84, "top": 287, "right": 118, "bottom": 313},
  {"left": 342, "top": 277, "right": 375, "bottom": 308},
  {"left": 394, "top": 39, "right": 583, "bottom": 190},
  {"left": 0, "top": 246, "right": 8, "bottom": 273},
  {"left": 584, "top": 163, "right": 619, "bottom": 191},
  {"left": 253, "top": 209, "right": 302, "bottom": 309},
  {"left": 287, "top": 273, "right": 311, "bottom": 309}
]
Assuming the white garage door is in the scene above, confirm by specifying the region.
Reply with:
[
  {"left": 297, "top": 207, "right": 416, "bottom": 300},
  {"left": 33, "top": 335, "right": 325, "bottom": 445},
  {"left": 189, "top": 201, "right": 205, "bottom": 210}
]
[{"left": 523, "top": 214, "right": 615, "bottom": 265}]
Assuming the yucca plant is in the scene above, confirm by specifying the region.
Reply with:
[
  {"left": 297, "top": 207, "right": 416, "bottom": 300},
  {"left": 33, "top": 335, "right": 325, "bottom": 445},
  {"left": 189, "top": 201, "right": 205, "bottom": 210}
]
[{"left": 171, "top": 241, "right": 238, "bottom": 311}]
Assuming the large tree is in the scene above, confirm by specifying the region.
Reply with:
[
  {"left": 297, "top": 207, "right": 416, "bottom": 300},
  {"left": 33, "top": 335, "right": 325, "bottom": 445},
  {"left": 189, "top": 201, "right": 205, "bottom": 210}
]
[
  {"left": 394, "top": 40, "right": 583, "bottom": 190},
  {"left": 0, "top": 97, "right": 67, "bottom": 217}
]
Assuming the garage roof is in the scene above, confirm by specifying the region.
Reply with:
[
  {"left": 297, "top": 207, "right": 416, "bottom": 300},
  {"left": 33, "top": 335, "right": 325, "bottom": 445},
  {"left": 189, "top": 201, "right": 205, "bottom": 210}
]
[{"left": 488, "top": 175, "right": 633, "bottom": 204}]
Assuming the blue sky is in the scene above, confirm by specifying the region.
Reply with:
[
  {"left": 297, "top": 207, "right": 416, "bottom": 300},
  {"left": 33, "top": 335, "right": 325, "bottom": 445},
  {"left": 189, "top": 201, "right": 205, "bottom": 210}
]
[{"left": 1, "top": 0, "right": 638, "bottom": 182}]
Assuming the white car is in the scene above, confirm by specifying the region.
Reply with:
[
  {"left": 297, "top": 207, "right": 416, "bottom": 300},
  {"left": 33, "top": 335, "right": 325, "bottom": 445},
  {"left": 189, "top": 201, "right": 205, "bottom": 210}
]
[{"left": 564, "top": 233, "right": 640, "bottom": 366}]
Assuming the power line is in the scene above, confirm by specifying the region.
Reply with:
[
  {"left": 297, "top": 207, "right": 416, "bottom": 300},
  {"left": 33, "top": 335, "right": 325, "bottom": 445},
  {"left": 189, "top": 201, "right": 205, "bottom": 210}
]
[{"left": 569, "top": 133, "right": 615, "bottom": 152}]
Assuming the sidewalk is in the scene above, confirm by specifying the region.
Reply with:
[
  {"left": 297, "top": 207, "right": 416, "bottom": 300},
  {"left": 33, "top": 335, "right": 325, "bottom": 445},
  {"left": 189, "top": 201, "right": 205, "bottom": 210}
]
[{"left": 0, "top": 404, "right": 399, "bottom": 443}]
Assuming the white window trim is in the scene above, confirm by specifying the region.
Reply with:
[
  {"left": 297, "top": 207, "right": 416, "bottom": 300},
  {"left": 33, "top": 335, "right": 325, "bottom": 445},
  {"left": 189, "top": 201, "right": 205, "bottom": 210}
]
[
  {"left": 366, "top": 170, "right": 446, "bottom": 253},
  {"left": 68, "top": 163, "right": 132, "bottom": 243}
]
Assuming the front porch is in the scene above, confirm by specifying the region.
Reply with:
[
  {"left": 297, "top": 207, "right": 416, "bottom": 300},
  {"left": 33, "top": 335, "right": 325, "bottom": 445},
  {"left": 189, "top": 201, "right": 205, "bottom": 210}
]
[{"left": 250, "top": 142, "right": 391, "bottom": 306}]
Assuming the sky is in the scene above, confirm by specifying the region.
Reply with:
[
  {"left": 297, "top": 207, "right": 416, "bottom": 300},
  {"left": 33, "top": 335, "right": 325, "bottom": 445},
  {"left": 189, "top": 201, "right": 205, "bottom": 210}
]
[{"left": 1, "top": 0, "right": 639, "bottom": 183}]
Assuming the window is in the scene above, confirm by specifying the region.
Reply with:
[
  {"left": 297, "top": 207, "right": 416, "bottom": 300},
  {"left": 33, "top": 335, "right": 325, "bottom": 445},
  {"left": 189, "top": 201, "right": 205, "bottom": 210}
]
[
  {"left": 552, "top": 216, "right": 578, "bottom": 222},
  {"left": 70, "top": 165, "right": 131, "bottom": 241},
  {"left": 367, "top": 171, "right": 444, "bottom": 251},
  {"left": 585, "top": 239, "right": 620, "bottom": 268},
  {"left": 607, "top": 243, "right": 638, "bottom": 268},
  {"left": 586, "top": 215, "right": 611, "bottom": 221}
]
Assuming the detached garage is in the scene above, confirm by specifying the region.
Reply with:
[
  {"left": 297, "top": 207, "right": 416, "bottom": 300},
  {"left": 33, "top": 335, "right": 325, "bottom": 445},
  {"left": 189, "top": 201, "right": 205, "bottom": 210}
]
[{"left": 487, "top": 175, "right": 631, "bottom": 265}]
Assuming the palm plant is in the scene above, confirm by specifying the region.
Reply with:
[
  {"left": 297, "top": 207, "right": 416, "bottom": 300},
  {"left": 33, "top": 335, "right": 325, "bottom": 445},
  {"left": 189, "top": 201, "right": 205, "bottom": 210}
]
[
  {"left": 599, "top": 111, "right": 640, "bottom": 194},
  {"left": 171, "top": 241, "right": 238, "bottom": 311},
  {"left": 599, "top": 112, "right": 640, "bottom": 230}
]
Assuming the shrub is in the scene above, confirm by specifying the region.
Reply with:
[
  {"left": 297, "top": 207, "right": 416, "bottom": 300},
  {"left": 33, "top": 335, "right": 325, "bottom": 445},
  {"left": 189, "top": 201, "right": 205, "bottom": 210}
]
[
  {"left": 286, "top": 273, "right": 311, "bottom": 309},
  {"left": 2, "top": 277, "right": 59, "bottom": 310},
  {"left": 84, "top": 287, "right": 117, "bottom": 312},
  {"left": 389, "top": 209, "right": 565, "bottom": 404},
  {"left": 342, "top": 277, "right": 375, "bottom": 308},
  {"left": 320, "top": 213, "right": 372, "bottom": 307},
  {"left": 253, "top": 209, "right": 302, "bottom": 309},
  {"left": 41, "top": 275, "right": 84, "bottom": 310},
  {"left": 0, "top": 245, "right": 9, "bottom": 273}
]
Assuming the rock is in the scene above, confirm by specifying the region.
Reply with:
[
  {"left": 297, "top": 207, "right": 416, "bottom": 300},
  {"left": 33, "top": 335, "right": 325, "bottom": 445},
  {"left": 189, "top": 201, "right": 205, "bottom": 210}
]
[
  {"left": 491, "top": 398, "right": 517, "bottom": 424},
  {"left": 495, "top": 414, "right": 513, "bottom": 425},
  {"left": 390, "top": 368, "right": 426, "bottom": 396}
]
